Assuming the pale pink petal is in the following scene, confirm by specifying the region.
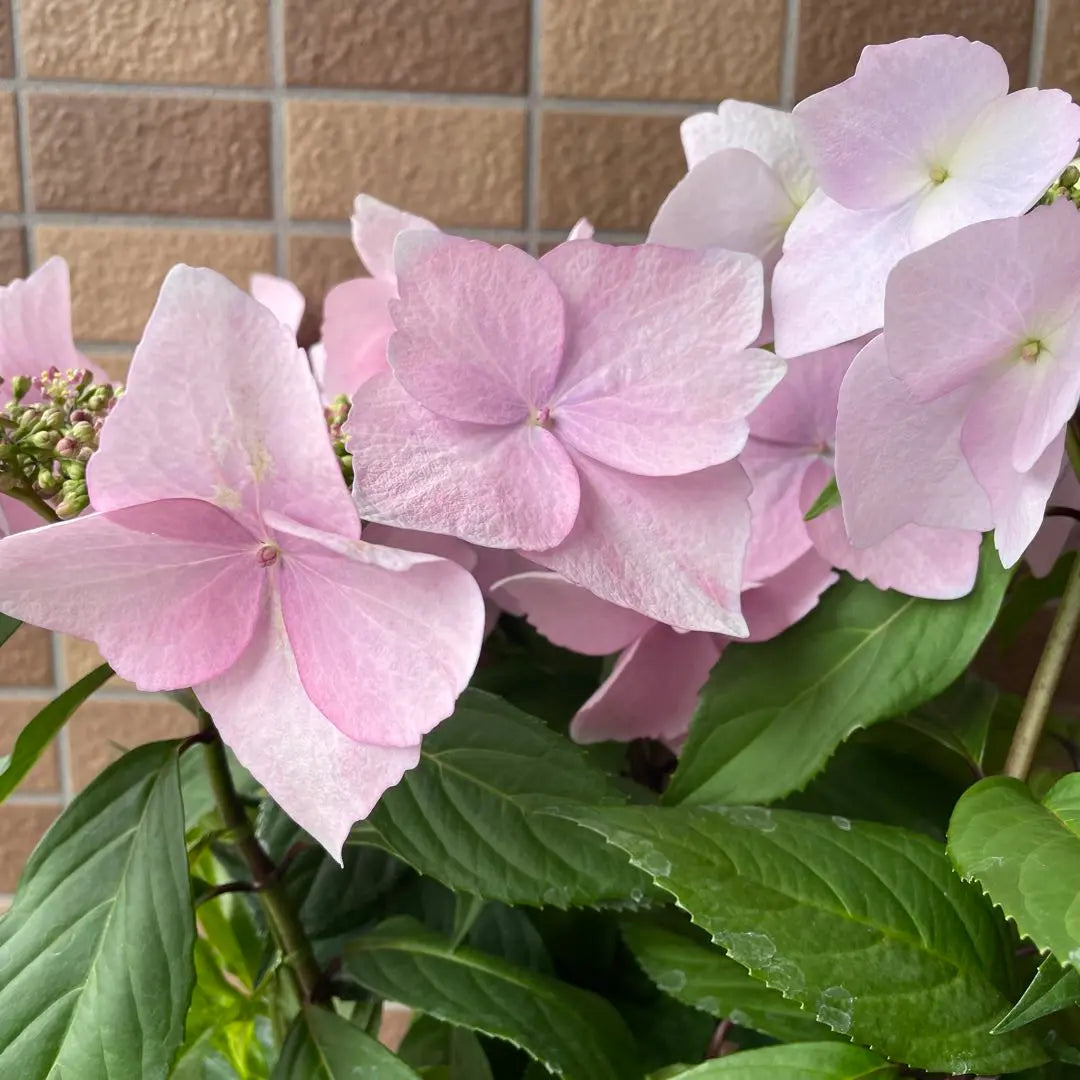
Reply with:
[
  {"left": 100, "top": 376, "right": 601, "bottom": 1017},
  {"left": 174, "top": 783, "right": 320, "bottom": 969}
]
[
  {"left": 648, "top": 149, "right": 795, "bottom": 263},
  {"left": 885, "top": 203, "right": 1080, "bottom": 401},
  {"left": 681, "top": 100, "right": 815, "bottom": 205},
  {"left": 0, "top": 494, "right": 49, "bottom": 536},
  {"left": 0, "top": 499, "right": 264, "bottom": 689},
  {"left": 528, "top": 454, "right": 751, "bottom": 635},
  {"left": 772, "top": 192, "right": 919, "bottom": 357},
  {"left": 388, "top": 233, "right": 565, "bottom": 424},
  {"left": 348, "top": 372, "right": 579, "bottom": 550},
  {"left": 197, "top": 594, "right": 419, "bottom": 860},
  {"left": 743, "top": 548, "right": 837, "bottom": 641},
  {"left": 962, "top": 374, "right": 1065, "bottom": 567},
  {"left": 1013, "top": 351, "right": 1080, "bottom": 474},
  {"left": 269, "top": 517, "right": 483, "bottom": 747},
  {"left": 794, "top": 36, "right": 1008, "bottom": 211},
  {"left": 351, "top": 194, "right": 437, "bottom": 283},
  {"left": 0, "top": 257, "right": 84, "bottom": 383},
  {"left": 472, "top": 548, "right": 538, "bottom": 614},
  {"left": 320, "top": 277, "right": 396, "bottom": 397},
  {"left": 742, "top": 448, "right": 815, "bottom": 583},
  {"left": 1026, "top": 463, "right": 1080, "bottom": 577},
  {"left": 541, "top": 241, "right": 782, "bottom": 475},
  {"left": 89, "top": 266, "right": 359, "bottom": 539},
  {"left": 249, "top": 274, "right": 305, "bottom": 336},
  {"left": 566, "top": 218, "right": 595, "bottom": 241},
  {"left": 360, "top": 523, "right": 478, "bottom": 571},
  {"left": 912, "top": 89, "right": 1080, "bottom": 248},
  {"left": 570, "top": 624, "right": 722, "bottom": 745},
  {"left": 835, "top": 336, "right": 991, "bottom": 547},
  {"left": 808, "top": 505, "right": 983, "bottom": 599},
  {"left": 489, "top": 571, "right": 654, "bottom": 655}
]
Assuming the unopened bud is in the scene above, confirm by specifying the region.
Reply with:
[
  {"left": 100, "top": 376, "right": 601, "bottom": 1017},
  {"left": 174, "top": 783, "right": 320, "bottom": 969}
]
[
  {"left": 39, "top": 407, "right": 64, "bottom": 429},
  {"left": 70, "top": 409, "right": 90, "bottom": 424},
  {"left": 75, "top": 446, "right": 93, "bottom": 464},
  {"left": 56, "top": 492, "right": 90, "bottom": 518},
  {"left": 1062, "top": 165, "right": 1080, "bottom": 189},
  {"left": 85, "top": 387, "right": 113, "bottom": 412},
  {"left": 27, "top": 429, "right": 59, "bottom": 449},
  {"left": 60, "top": 459, "right": 85, "bottom": 481},
  {"left": 36, "top": 468, "right": 60, "bottom": 495},
  {"left": 70, "top": 421, "right": 95, "bottom": 445},
  {"left": 10, "top": 375, "right": 30, "bottom": 403},
  {"left": 54, "top": 436, "right": 77, "bottom": 458}
]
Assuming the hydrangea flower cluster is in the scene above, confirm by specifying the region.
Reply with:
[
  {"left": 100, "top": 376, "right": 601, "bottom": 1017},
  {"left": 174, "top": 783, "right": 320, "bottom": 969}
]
[{"left": 0, "top": 32, "right": 1078, "bottom": 861}]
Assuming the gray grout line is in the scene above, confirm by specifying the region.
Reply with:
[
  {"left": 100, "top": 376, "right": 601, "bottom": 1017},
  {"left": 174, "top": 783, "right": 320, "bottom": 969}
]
[
  {"left": 779, "top": 0, "right": 801, "bottom": 108},
  {"left": 0, "top": 75, "right": 741, "bottom": 115},
  {"left": 7, "top": 791, "right": 64, "bottom": 806},
  {"left": 525, "top": 0, "right": 544, "bottom": 253},
  {"left": 8, "top": 0, "right": 35, "bottom": 266},
  {"left": 268, "top": 0, "right": 289, "bottom": 277},
  {"left": 1029, "top": 0, "right": 1051, "bottom": 86}
]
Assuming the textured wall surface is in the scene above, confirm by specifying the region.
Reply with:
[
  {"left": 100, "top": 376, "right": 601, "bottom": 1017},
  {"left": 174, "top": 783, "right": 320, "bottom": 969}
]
[{"left": 0, "top": 0, "right": 1075, "bottom": 897}]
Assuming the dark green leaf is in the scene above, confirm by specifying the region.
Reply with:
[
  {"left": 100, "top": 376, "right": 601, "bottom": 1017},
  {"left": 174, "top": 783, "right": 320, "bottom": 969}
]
[
  {"left": 654, "top": 1043, "right": 897, "bottom": 1079},
  {"left": 273, "top": 1005, "right": 420, "bottom": 1079},
  {"left": 996, "top": 955, "right": 1080, "bottom": 1033},
  {"left": 398, "top": 1016, "right": 494, "bottom": 1080},
  {"left": 345, "top": 917, "right": 644, "bottom": 1080},
  {"left": 949, "top": 774, "right": 1080, "bottom": 969},
  {"left": 0, "top": 741, "right": 195, "bottom": 1079},
  {"left": 667, "top": 540, "right": 1009, "bottom": 806},
  {"left": 357, "top": 690, "right": 653, "bottom": 908},
  {"left": 803, "top": 475, "right": 840, "bottom": 521},
  {"left": 0, "top": 613, "right": 21, "bottom": 648},
  {"left": 620, "top": 916, "right": 833, "bottom": 1044},
  {"left": 0, "top": 662, "right": 112, "bottom": 802},
  {"left": 559, "top": 803, "right": 1045, "bottom": 1074}
]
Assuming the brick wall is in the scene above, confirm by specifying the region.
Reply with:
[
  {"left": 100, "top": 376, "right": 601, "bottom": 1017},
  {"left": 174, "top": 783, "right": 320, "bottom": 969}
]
[{"left": 0, "top": 0, "right": 1078, "bottom": 896}]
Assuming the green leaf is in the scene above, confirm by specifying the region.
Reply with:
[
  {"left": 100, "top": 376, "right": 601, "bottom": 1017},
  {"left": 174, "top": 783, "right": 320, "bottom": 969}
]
[
  {"left": 0, "top": 662, "right": 113, "bottom": 802},
  {"left": 0, "top": 612, "right": 21, "bottom": 647},
  {"left": 949, "top": 774, "right": 1080, "bottom": 970},
  {"left": 273, "top": 1005, "right": 420, "bottom": 1079},
  {"left": 803, "top": 475, "right": 840, "bottom": 521},
  {"left": 0, "top": 741, "right": 195, "bottom": 1079},
  {"left": 619, "top": 916, "right": 834, "bottom": 1044},
  {"left": 558, "top": 803, "right": 1045, "bottom": 1074},
  {"left": 653, "top": 1043, "right": 897, "bottom": 1079},
  {"left": 345, "top": 917, "right": 644, "bottom": 1080},
  {"left": 398, "top": 1016, "right": 494, "bottom": 1080},
  {"left": 667, "top": 539, "right": 1009, "bottom": 806},
  {"left": 996, "top": 955, "right": 1080, "bottom": 1033},
  {"left": 357, "top": 690, "right": 653, "bottom": 908}
]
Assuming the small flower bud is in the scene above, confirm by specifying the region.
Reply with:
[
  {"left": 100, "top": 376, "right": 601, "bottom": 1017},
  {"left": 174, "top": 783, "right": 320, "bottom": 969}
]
[
  {"left": 38, "top": 407, "right": 64, "bottom": 429},
  {"left": 60, "top": 459, "right": 85, "bottom": 481},
  {"left": 1062, "top": 165, "right": 1080, "bottom": 190},
  {"left": 75, "top": 446, "right": 93, "bottom": 464},
  {"left": 70, "top": 421, "right": 95, "bottom": 445},
  {"left": 69, "top": 409, "right": 91, "bottom": 424},
  {"left": 85, "top": 387, "right": 113, "bottom": 412},
  {"left": 56, "top": 490, "right": 90, "bottom": 518},
  {"left": 10, "top": 375, "right": 30, "bottom": 403},
  {"left": 27, "top": 429, "right": 59, "bottom": 449},
  {"left": 54, "top": 436, "right": 77, "bottom": 458},
  {"left": 36, "top": 468, "right": 61, "bottom": 495}
]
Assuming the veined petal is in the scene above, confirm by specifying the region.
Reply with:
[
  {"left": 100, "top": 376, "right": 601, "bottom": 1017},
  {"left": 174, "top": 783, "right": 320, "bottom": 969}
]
[
  {"left": 250, "top": 273, "right": 305, "bottom": 335},
  {"left": 348, "top": 372, "right": 580, "bottom": 550},
  {"left": 0, "top": 499, "right": 264, "bottom": 689},
  {"left": 320, "top": 276, "right": 396, "bottom": 398},
  {"left": 197, "top": 593, "right": 419, "bottom": 861},
  {"left": 351, "top": 193, "right": 437, "bottom": 283}
]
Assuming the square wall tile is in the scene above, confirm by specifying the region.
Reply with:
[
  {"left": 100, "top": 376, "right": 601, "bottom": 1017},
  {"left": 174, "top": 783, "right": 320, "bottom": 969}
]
[
  {"left": 0, "top": 625, "right": 53, "bottom": 687},
  {"left": 286, "top": 101, "right": 526, "bottom": 227},
  {"left": 0, "top": 228, "right": 26, "bottom": 284},
  {"left": 68, "top": 698, "right": 194, "bottom": 791},
  {"left": 21, "top": 0, "right": 269, "bottom": 85},
  {"left": 60, "top": 636, "right": 130, "bottom": 689},
  {"left": 287, "top": 234, "right": 362, "bottom": 328},
  {"left": 0, "top": 1, "right": 12, "bottom": 78},
  {"left": 796, "top": 0, "right": 1035, "bottom": 100},
  {"left": 542, "top": 0, "right": 784, "bottom": 102},
  {"left": 1044, "top": 0, "right": 1080, "bottom": 97},
  {"left": 286, "top": 0, "right": 528, "bottom": 94},
  {"left": 0, "top": 804, "right": 59, "bottom": 892},
  {"left": 540, "top": 111, "right": 686, "bottom": 231},
  {"left": 0, "top": 94, "right": 20, "bottom": 213},
  {"left": 35, "top": 226, "right": 275, "bottom": 342},
  {"left": 29, "top": 95, "right": 272, "bottom": 218},
  {"left": 0, "top": 700, "right": 59, "bottom": 794}
]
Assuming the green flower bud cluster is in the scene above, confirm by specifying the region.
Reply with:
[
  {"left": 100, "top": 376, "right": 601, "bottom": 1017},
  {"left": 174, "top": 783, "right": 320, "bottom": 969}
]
[
  {"left": 1038, "top": 161, "right": 1080, "bottom": 207},
  {"left": 0, "top": 366, "right": 122, "bottom": 520},
  {"left": 325, "top": 394, "right": 353, "bottom": 488}
]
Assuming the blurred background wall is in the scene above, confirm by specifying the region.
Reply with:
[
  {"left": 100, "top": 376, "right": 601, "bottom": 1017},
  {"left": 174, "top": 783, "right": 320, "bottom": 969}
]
[{"left": 0, "top": 0, "right": 1076, "bottom": 899}]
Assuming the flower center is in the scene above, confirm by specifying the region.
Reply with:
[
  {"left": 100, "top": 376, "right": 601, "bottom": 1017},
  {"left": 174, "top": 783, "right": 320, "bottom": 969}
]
[
  {"left": 1019, "top": 339, "right": 1044, "bottom": 363},
  {"left": 257, "top": 542, "right": 280, "bottom": 568},
  {"left": 529, "top": 405, "right": 554, "bottom": 430},
  {"left": 929, "top": 165, "right": 949, "bottom": 185}
]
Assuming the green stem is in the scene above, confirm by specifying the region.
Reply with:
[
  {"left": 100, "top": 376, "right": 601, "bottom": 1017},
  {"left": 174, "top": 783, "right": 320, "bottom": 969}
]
[
  {"left": 197, "top": 709, "right": 327, "bottom": 1002},
  {"left": 1004, "top": 553, "right": 1080, "bottom": 780},
  {"left": 5, "top": 486, "right": 60, "bottom": 523}
]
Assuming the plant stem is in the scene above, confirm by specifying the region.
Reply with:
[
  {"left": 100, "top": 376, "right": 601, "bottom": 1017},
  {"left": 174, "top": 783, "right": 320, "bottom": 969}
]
[
  {"left": 1004, "top": 553, "right": 1080, "bottom": 780},
  {"left": 197, "top": 709, "right": 327, "bottom": 1002},
  {"left": 4, "top": 486, "right": 60, "bottom": 523}
]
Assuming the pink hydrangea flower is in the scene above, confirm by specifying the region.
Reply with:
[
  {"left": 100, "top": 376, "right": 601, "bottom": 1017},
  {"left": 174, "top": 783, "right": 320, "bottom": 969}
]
[
  {"left": 772, "top": 35, "right": 1080, "bottom": 356},
  {"left": 0, "top": 265, "right": 485, "bottom": 856},
  {"left": 346, "top": 233, "right": 786, "bottom": 635},
  {"left": 649, "top": 101, "right": 815, "bottom": 340},
  {"left": 1025, "top": 464, "right": 1080, "bottom": 577},
  {"left": 745, "top": 339, "right": 983, "bottom": 599},
  {"left": 250, "top": 273, "right": 306, "bottom": 337},
  {"left": 492, "top": 547, "right": 835, "bottom": 745},
  {"left": 0, "top": 257, "right": 101, "bottom": 534},
  {"left": 836, "top": 200, "right": 1080, "bottom": 569}
]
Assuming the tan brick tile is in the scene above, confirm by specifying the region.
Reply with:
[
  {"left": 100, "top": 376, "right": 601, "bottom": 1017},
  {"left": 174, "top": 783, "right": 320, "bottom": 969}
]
[
  {"left": 0, "top": 699, "right": 60, "bottom": 794},
  {"left": 0, "top": 625, "right": 53, "bottom": 688},
  {"left": 0, "top": 93, "right": 20, "bottom": 213},
  {"left": 0, "top": 803, "right": 59, "bottom": 892}
]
